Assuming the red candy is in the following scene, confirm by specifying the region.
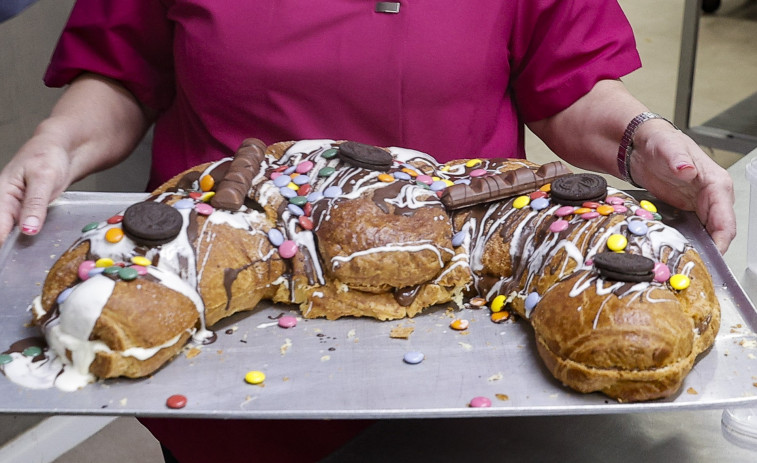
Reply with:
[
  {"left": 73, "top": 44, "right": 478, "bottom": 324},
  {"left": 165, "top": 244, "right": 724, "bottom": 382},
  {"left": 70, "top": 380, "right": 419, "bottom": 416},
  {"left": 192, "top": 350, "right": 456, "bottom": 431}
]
[
  {"left": 166, "top": 394, "right": 187, "bottom": 409},
  {"left": 107, "top": 215, "right": 124, "bottom": 225},
  {"left": 298, "top": 216, "right": 314, "bottom": 230}
]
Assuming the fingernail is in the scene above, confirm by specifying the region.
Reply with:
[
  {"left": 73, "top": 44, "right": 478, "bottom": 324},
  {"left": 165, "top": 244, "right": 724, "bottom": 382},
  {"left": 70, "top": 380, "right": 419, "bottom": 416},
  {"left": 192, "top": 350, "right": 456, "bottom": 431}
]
[
  {"left": 22, "top": 216, "right": 40, "bottom": 235},
  {"left": 676, "top": 163, "right": 694, "bottom": 171}
]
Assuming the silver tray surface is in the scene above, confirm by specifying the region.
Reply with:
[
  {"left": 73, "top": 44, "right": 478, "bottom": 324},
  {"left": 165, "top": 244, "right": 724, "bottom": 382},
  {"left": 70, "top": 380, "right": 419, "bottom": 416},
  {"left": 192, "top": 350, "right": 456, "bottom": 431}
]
[{"left": 0, "top": 191, "right": 755, "bottom": 419}]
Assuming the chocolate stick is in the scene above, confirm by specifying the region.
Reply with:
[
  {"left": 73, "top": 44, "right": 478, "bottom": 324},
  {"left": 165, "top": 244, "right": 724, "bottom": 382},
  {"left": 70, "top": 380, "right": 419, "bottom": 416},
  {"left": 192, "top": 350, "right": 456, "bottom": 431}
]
[
  {"left": 440, "top": 161, "right": 571, "bottom": 210},
  {"left": 211, "top": 138, "right": 267, "bottom": 210}
]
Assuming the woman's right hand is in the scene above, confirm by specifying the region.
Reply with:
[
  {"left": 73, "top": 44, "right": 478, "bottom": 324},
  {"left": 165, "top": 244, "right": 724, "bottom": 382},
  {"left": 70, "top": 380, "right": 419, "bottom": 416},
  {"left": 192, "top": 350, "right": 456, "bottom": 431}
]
[
  {"left": 0, "top": 129, "right": 75, "bottom": 246},
  {"left": 0, "top": 73, "right": 154, "bottom": 248}
]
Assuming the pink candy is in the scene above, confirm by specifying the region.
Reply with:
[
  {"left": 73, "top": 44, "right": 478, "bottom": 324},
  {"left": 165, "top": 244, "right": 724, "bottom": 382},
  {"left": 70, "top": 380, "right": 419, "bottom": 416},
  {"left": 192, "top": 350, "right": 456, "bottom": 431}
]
[
  {"left": 653, "top": 262, "right": 671, "bottom": 282},
  {"left": 278, "top": 315, "right": 298, "bottom": 328},
  {"left": 554, "top": 206, "right": 575, "bottom": 217},
  {"left": 78, "top": 260, "right": 96, "bottom": 280},
  {"left": 296, "top": 160, "right": 314, "bottom": 174},
  {"left": 278, "top": 240, "right": 298, "bottom": 258},
  {"left": 469, "top": 169, "right": 487, "bottom": 177},
  {"left": 635, "top": 208, "right": 654, "bottom": 220},
  {"left": 469, "top": 396, "right": 492, "bottom": 408},
  {"left": 549, "top": 219, "right": 569, "bottom": 233},
  {"left": 195, "top": 203, "right": 214, "bottom": 216}
]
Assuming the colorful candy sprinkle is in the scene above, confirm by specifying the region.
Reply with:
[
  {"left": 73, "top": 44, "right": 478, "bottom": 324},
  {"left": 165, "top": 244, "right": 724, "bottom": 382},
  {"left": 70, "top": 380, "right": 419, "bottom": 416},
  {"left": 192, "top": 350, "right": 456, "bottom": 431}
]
[
  {"left": 597, "top": 205, "right": 615, "bottom": 216},
  {"left": 105, "top": 228, "right": 124, "bottom": 243},
  {"left": 450, "top": 319, "right": 469, "bottom": 331},
  {"left": 199, "top": 174, "right": 214, "bottom": 192},
  {"left": 22, "top": 346, "right": 42, "bottom": 357},
  {"left": 469, "top": 297, "right": 487, "bottom": 307},
  {"left": 107, "top": 215, "right": 124, "bottom": 225},
  {"left": 378, "top": 173, "right": 395, "bottom": 183},
  {"left": 82, "top": 222, "right": 99, "bottom": 233},
  {"left": 131, "top": 256, "right": 152, "bottom": 267},
  {"left": 244, "top": 370, "right": 266, "bottom": 385},
  {"left": 416, "top": 175, "right": 433, "bottom": 185},
  {"left": 279, "top": 240, "right": 298, "bottom": 259},
  {"left": 627, "top": 220, "right": 648, "bottom": 236},
  {"left": 321, "top": 148, "right": 338, "bottom": 159},
  {"left": 298, "top": 216, "right": 314, "bottom": 230},
  {"left": 653, "top": 262, "right": 671, "bottom": 283},
  {"left": 296, "top": 160, "right": 314, "bottom": 174},
  {"left": 465, "top": 159, "right": 482, "bottom": 168},
  {"left": 469, "top": 396, "right": 492, "bottom": 408},
  {"left": 549, "top": 219, "right": 569, "bottom": 233},
  {"left": 524, "top": 292, "right": 541, "bottom": 312},
  {"left": 289, "top": 196, "right": 308, "bottom": 207},
  {"left": 95, "top": 257, "right": 114, "bottom": 268},
  {"left": 580, "top": 211, "right": 599, "bottom": 220},
  {"left": 640, "top": 200, "right": 657, "bottom": 213},
  {"left": 173, "top": 198, "right": 195, "bottom": 209},
  {"left": 490, "top": 295, "right": 506, "bottom": 313},
  {"left": 469, "top": 168, "right": 487, "bottom": 177},
  {"left": 195, "top": 203, "right": 214, "bottom": 216},
  {"left": 530, "top": 190, "right": 548, "bottom": 200},
  {"left": 278, "top": 315, "right": 298, "bottom": 328},
  {"left": 403, "top": 351, "right": 425, "bottom": 364},
  {"left": 607, "top": 234, "right": 628, "bottom": 251},
  {"left": 530, "top": 197, "right": 549, "bottom": 211},
  {"left": 554, "top": 206, "right": 575, "bottom": 217},
  {"left": 78, "top": 260, "right": 96, "bottom": 280},
  {"left": 273, "top": 175, "right": 292, "bottom": 187},
  {"left": 268, "top": 229, "right": 284, "bottom": 246},
  {"left": 166, "top": 394, "right": 188, "bottom": 409},
  {"left": 635, "top": 208, "right": 654, "bottom": 220},
  {"left": 452, "top": 231, "right": 466, "bottom": 247},
  {"left": 512, "top": 195, "right": 530, "bottom": 209},
  {"left": 669, "top": 274, "right": 690, "bottom": 290},
  {"left": 605, "top": 196, "right": 625, "bottom": 205},
  {"left": 118, "top": 267, "right": 139, "bottom": 281},
  {"left": 490, "top": 311, "right": 510, "bottom": 323}
]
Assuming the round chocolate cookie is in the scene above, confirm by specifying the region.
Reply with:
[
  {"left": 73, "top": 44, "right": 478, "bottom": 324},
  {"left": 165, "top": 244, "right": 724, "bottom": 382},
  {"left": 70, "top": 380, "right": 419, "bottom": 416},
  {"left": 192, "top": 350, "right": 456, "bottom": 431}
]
[
  {"left": 592, "top": 252, "right": 655, "bottom": 282},
  {"left": 122, "top": 201, "right": 184, "bottom": 247},
  {"left": 550, "top": 173, "right": 607, "bottom": 206},
  {"left": 337, "top": 141, "right": 393, "bottom": 171}
]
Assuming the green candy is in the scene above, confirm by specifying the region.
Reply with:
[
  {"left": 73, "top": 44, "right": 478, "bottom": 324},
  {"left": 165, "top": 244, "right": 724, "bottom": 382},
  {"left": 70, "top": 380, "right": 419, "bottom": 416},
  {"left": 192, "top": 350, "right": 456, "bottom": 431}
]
[
  {"left": 118, "top": 267, "right": 139, "bottom": 281},
  {"left": 22, "top": 346, "right": 42, "bottom": 357},
  {"left": 81, "top": 222, "right": 99, "bottom": 233},
  {"left": 103, "top": 266, "right": 122, "bottom": 275},
  {"left": 289, "top": 196, "right": 308, "bottom": 207},
  {"left": 321, "top": 148, "right": 338, "bottom": 159},
  {"left": 318, "top": 167, "right": 336, "bottom": 177}
]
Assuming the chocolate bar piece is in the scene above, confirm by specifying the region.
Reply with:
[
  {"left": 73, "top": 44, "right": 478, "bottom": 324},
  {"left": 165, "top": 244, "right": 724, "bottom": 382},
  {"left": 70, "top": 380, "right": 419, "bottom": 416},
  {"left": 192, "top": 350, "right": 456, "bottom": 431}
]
[
  {"left": 440, "top": 161, "right": 571, "bottom": 210},
  {"left": 211, "top": 138, "right": 267, "bottom": 210}
]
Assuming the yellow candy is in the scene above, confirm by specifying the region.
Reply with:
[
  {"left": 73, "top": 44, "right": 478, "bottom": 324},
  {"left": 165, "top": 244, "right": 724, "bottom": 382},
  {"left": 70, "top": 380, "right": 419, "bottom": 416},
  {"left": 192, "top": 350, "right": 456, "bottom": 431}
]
[
  {"left": 244, "top": 370, "right": 266, "bottom": 385},
  {"left": 574, "top": 207, "right": 592, "bottom": 215},
  {"left": 465, "top": 158, "right": 482, "bottom": 168},
  {"left": 131, "top": 256, "right": 152, "bottom": 267},
  {"left": 443, "top": 179, "right": 454, "bottom": 187},
  {"left": 378, "top": 173, "right": 395, "bottom": 183},
  {"left": 490, "top": 294, "right": 507, "bottom": 313},
  {"left": 199, "top": 174, "right": 215, "bottom": 192},
  {"left": 512, "top": 196, "right": 530, "bottom": 209},
  {"left": 607, "top": 234, "right": 628, "bottom": 252},
  {"left": 669, "top": 274, "right": 690, "bottom": 290},
  {"left": 286, "top": 182, "right": 299, "bottom": 191},
  {"left": 200, "top": 191, "right": 215, "bottom": 202},
  {"left": 105, "top": 228, "right": 124, "bottom": 243},
  {"left": 450, "top": 319, "right": 469, "bottom": 331},
  {"left": 95, "top": 257, "right": 114, "bottom": 268},
  {"left": 540, "top": 183, "right": 551, "bottom": 192},
  {"left": 640, "top": 200, "right": 657, "bottom": 213}
]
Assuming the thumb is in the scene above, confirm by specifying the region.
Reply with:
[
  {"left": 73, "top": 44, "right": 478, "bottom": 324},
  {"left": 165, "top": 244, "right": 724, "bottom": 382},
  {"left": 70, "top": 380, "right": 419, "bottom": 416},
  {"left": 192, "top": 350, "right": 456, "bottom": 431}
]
[{"left": 18, "top": 183, "right": 56, "bottom": 237}]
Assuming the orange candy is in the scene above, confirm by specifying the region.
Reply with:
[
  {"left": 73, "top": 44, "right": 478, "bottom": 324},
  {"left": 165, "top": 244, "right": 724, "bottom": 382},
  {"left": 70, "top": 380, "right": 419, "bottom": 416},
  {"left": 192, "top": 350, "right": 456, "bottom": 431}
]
[
  {"left": 450, "top": 319, "right": 469, "bottom": 331},
  {"left": 200, "top": 174, "right": 215, "bottom": 192},
  {"left": 105, "top": 227, "right": 124, "bottom": 243},
  {"left": 597, "top": 204, "right": 615, "bottom": 216},
  {"left": 378, "top": 173, "right": 395, "bottom": 183}
]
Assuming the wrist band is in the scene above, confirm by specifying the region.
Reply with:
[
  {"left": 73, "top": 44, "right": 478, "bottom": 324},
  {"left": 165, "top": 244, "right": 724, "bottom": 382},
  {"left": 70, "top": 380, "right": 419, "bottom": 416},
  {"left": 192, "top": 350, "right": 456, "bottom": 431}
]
[{"left": 617, "top": 112, "right": 677, "bottom": 188}]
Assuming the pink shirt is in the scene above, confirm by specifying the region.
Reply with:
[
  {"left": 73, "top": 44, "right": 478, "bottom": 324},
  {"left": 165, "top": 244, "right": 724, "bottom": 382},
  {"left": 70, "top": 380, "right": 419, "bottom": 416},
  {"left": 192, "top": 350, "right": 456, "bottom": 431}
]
[{"left": 45, "top": 0, "right": 641, "bottom": 190}]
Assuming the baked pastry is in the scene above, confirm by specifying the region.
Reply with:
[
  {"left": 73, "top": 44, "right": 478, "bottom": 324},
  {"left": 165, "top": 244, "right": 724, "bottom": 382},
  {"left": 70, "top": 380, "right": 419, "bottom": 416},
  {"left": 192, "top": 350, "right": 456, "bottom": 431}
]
[{"left": 28, "top": 138, "right": 720, "bottom": 402}]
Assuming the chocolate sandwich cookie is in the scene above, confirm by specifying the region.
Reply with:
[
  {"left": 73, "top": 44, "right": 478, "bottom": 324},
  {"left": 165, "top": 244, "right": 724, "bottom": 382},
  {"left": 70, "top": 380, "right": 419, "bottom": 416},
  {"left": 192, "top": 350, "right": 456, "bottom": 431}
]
[
  {"left": 592, "top": 252, "right": 655, "bottom": 282},
  {"left": 122, "top": 201, "right": 184, "bottom": 247},
  {"left": 550, "top": 173, "right": 607, "bottom": 206},
  {"left": 337, "top": 141, "right": 393, "bottom": 171}
]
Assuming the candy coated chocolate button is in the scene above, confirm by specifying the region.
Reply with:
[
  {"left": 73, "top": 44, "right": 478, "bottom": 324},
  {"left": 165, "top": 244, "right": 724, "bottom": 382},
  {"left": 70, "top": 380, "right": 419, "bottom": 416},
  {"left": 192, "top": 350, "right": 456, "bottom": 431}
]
[
  {"left": 166, "top": 394, "right": 187, "bottom": 409},
  {"left": 450, "top": 319, "right": 469, "bottom": 330},
  {"left": 627, "top": 220, "right": 648, "bottom": 236},
  {"left": 337, "top": 141, "right": 393, "bottom": 171},
  {"left": 653, "top": 262, "right": 671, "bottom": 282},
  {"left": 268, "top": 229, "right": 284, "bottom": 246},
  {"left": 403, "top": 351, "right": 425, "bottom": 364},
  {"left": 469, "top": 396, "right": 492, "bottom": 408},
  {"left": 279, "top": 240, "right": 298, "bottom": 259},
  {"left": 122, "top": 201, "right": 183, "bottom": 247},
  {"left": 244, "top": 370, "right": 266, "bottom": 385},
  {"left": 278, "top": 315, "right": 298, "bottom": 328}
]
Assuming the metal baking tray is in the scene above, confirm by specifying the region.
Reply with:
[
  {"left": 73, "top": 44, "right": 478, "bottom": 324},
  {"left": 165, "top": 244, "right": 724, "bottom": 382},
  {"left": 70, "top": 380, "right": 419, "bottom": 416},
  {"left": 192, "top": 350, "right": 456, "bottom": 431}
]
[{"left": 0, "top": 191, "right": 755, "bottom": 419}]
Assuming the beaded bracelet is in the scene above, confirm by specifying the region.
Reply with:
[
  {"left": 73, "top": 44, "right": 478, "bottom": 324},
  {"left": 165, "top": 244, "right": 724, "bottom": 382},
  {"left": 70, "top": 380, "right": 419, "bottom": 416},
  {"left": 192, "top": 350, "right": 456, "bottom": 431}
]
[{"left": 617, "top": 112, "right": 677, "bottom": 188}]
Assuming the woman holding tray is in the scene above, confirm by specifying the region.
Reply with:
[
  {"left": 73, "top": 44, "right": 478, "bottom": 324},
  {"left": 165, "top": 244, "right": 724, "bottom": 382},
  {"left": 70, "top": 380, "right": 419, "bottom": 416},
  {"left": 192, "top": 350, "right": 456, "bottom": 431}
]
[{"left": 0, "top": 1, "right": 737, "bottom": 461}]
